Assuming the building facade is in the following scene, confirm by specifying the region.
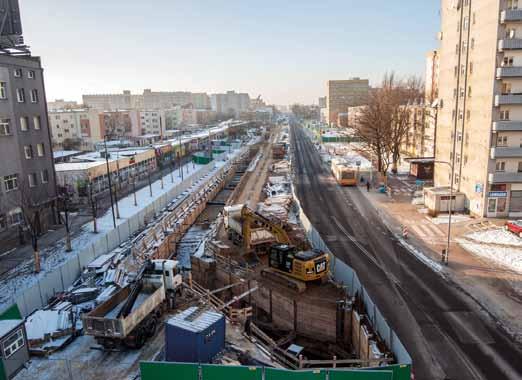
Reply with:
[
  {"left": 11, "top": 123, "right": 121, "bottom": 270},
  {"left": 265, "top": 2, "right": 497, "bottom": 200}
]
[
  {"left": 326, "top": 78, "right": 370, "bottom": 126},
  {"left": 211, "top": 91, "right": 250, "bottom": 117},
  {"left": 425, "top": 50, "right": 440, "bottom": 104},
  {"left": 138, "top": 110, "right": 164, "bottom": 137},
  {"left": 47, "top": 99, "right": 79, "bottom": 111},
  {"left": 435, "top": 0, "right": 522, "bottom": 217},
  {"left": 401, "top": 103, "right": 436, "bottom": 159},
  {"left": 0, "top": 55, "right": 57, "bottom": 238},
  {"left": 48, "top": 108, "right": 100, "bottom": 150},
  {"left": 318, "top": 96, "right": 327, "bottom": 108}
]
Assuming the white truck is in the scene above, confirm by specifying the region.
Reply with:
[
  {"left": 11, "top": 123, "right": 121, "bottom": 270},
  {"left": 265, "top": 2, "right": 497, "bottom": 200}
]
[{"left": 82, "top": 259, "right": 182, "bottom": 349}]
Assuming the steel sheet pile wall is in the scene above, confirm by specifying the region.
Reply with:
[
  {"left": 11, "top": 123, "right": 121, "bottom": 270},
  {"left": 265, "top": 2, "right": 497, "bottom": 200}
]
[
  {"left": 140, "top": 362, "right": 410, "bottom": 380},
  {"left": 290, "top": 186, "right": 412, "bottom": 366},
  {"left": 1, "top": 155, "right": 245, "bottom": 317}
]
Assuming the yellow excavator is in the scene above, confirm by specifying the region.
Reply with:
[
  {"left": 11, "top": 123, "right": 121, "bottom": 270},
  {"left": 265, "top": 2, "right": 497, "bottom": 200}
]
[{"left": 224, "top": 205, "right": 330, "bottom": 291}]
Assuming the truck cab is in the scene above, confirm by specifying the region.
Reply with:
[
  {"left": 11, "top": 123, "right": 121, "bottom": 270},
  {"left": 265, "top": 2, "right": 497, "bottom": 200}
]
[{"left": 145, "top": 260, "right": 182, "bottom": 291}]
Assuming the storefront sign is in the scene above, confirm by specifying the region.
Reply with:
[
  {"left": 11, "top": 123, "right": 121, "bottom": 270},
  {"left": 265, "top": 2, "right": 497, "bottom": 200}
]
[{"left": 488, "top": 191, "right": 507, "bottom": 198}]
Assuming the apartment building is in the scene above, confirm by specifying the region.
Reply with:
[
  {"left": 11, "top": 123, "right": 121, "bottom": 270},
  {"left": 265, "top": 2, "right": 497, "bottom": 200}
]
[
  {"left": 318, "top": 96, "right": 327, "bottom": 108},
  {"left": 326, "top": 78, "right": 369, "bottom": 126},
  {"left": 83, "top": 90, "right": 210, "bottom": 111},
  {"left": 48, "top": 108, "right": 100, "bottom": 150},
  {"left": 47, "top": 99, "right": 79, "bottom": 111},
  {"left": 138, "top": 110, "right": 164, "bottom": 137},
  {"left": 435, "top": 0, "right": 522, "bottom": 218},
  {"left": 0, "top": 55, "right": 57, "bottom": 238},
  {"left": 401, "top": 102, "right": 436, "bottom": 159},
  {"left": 211, "top": 91, "right": 251, "bottom": 117},
  {"left": 99, "top": 110, "right": 140, "bottom": 140}
]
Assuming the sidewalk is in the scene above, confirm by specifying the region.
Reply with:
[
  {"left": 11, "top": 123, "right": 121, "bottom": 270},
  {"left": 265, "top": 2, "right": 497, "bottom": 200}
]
[{"left": 359, "top": 175, "right": 522, "bottom": 342}]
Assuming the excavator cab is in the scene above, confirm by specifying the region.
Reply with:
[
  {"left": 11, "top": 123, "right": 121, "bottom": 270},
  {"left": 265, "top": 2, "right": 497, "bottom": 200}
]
[{"left": 268, "top": 244, "right": 329, "bottom": 282}]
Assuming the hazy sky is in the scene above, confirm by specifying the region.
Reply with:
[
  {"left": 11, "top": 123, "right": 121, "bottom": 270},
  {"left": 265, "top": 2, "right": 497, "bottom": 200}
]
[{"left": 21, "top": 0, "right": 439, "bottom": 105}]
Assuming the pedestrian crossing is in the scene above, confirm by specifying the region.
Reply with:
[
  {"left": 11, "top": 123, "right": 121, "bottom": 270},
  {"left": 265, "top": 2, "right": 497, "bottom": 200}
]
[{"left": 409, "top": 222, "right": 446, "bottom": 241}]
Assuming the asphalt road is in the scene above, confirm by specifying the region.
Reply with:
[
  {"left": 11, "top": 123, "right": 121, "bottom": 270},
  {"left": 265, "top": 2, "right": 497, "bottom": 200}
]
[{"left": 290, "top": 123, "right": 522, "bottom": 380}]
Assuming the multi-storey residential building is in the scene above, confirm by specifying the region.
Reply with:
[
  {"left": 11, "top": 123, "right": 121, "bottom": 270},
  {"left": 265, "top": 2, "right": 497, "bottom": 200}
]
[
  {"left": 435, "top": 0, "right": 522, "bottom": 218},
  {"left": 326, "top": 78, "right": 370, "bottom": 126},
  {"left": 425, "top": 50, "right": 440, "bottom": 104},
  {"left": 211, "top": 91, "right": 251, "bottom": 117},
  {"left": 138, "top": 110, "right": 164, "bottom": 137},
  {"left": 83, "top": 90, "right": 142, "bottom": 110},
  {"left": 191, "top": 93, "right": 211, "bottom": 109},
  {"left": 318, "top": 96, "right": 327, "bottom": 108},
  {"left": 0, "top": 55, "right": 57, "bottom": 238},
  {"left": 48, "top": 108, "right": 100, "bottom": 150},
  {"left": 401, "top": 102, "right": 436, "bottom": 159},
  {"left": 98, "top": 110, "right": 140, "bottom": 140},
  {"left": 47, "top": 99, "right": 79, "bottom": 111}
]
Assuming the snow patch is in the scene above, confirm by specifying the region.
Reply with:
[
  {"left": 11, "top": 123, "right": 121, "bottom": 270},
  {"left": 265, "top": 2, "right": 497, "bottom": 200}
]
[
  {"left": 457, "top": 239, "right": 522, "bottom": 274},
  {"left": 397, "top": 236, "right": 445, "bottom": 274},
  {"left": 465, "top": 228, "right": 522, "bottom": 247}
]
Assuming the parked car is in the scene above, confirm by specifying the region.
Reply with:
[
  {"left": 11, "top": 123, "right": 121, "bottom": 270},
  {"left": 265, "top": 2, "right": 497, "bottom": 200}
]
[{"left": 505, "top": 220, "right": 522, "bottom": 237}]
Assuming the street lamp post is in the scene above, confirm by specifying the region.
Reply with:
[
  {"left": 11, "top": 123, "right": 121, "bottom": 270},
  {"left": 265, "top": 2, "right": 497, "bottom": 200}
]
[
  {"left": 103, "top": 135, "right": 117, "bottom": 229},
  {"left": 435, "top": 160, "right": 454, "bottom": 265}
]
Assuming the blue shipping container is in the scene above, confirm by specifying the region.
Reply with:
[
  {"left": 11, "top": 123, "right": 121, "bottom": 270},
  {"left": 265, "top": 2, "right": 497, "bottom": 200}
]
[{"left": 165, "top": 307, "right": 226, "bottom": 363}]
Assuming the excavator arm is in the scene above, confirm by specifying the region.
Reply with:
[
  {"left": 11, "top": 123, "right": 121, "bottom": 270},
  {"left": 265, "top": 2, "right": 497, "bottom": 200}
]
[{"left": 240, "top": 206, "right": 291, "bottom": 251}]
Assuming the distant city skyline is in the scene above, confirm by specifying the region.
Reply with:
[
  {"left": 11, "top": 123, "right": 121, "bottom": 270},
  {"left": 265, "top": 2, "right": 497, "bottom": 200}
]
[{"left": 21, "top": 0, "right": 439, "bottom": 105}]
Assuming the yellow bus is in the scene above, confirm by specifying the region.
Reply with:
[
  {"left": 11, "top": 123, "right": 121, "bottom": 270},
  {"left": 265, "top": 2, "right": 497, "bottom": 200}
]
[{"left": 331, "top": 158, "right": 357, "bottom": 186}]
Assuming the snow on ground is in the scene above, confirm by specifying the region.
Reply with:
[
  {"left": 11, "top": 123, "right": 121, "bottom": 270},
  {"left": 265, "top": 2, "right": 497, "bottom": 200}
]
[
  {"left": 428, "top": 214, "right": 471, "bottom": 225},
  {"left": 397, "top": 236, "right": 445, "bottom": 275},
  {"left": 0, "top": 146, "right": 246, "bottom": 311},
  {"left": 457, "top": 238, "right": 522, "bottom": 274},
  {"left": 465, "top": 228, "right": 522, "bottom": 247},
  {"left": 319, "top": 142, "right": 372, "bottom": 169}
]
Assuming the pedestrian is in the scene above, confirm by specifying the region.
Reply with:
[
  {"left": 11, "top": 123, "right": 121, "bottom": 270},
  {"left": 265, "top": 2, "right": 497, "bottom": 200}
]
[{"left": 366, "top": 181, "right": 370, "bottom": 192}]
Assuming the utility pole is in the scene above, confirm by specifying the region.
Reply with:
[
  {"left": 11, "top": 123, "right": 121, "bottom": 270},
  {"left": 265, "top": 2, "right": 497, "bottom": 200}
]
[
  {"left": 115, "top": 150, "right": 121, "bottom": 219},
  {"left": 132, "top": 171, "right": 138, "bottom": 206},
  {"left": 103, "top": 135, "right": 117, "bottom": 229},
  {"left": 148, "top": 166, "right": 153, "bottom": 197},
  {"left": 89, "top": 182, "right": 98, "bottom": 233},
  {"left": 435, "top": 160, "right": 453, "bottom": 265},
  {"left": 63, "top": 191, "right": 72, "bottom": 252}
]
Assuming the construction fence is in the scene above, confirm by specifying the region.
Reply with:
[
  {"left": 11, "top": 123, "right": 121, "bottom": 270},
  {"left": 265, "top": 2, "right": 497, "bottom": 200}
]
[
  {"left": 291, "top": 186, "right": 412, "bottom": 367},
  {"left": 1, "top": 157, "right": 238, "bottom": 318},
  {"left": 140, "top": 362, "right": 411, "bottom": 380}
]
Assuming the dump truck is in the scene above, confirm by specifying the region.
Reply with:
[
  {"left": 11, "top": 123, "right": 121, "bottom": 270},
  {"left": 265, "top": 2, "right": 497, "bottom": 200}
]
[{"left": 82, "top": 259, "right": 182, "bottom": 349}]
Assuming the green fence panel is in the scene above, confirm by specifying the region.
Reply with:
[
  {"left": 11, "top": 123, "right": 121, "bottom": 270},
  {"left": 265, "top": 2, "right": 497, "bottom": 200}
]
[
  {"left": 0, "top": 304, "right": 22, "bottom": 320},
  {"left": 140, "top": 362, "right": 199, "bottom": 380},
  {"left": 365, "top": 365, "right": 411, "bottom": 380},
  {"left": 202, "top": 364, "right": 262, "bottom": 380},
  {"left": 265, "top": 368, "right": 326, "bottom": 380},
  {"left": 329, "top": 369, "right": 393, "bottom": 380}
]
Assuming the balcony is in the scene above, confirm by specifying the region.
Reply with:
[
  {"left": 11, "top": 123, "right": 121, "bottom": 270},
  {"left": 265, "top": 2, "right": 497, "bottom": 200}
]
[
  {"left": 488, "top": 172, "right": 522, "bottom": 183},
  {"left": 492, "top": 121, "right": 522, "bottom": 132},
  {"left": 494, "top": 94, "right": 522, "bottom": 106},
  {"left": 490, "top": 146, "right": 522, "bottom": 158},
  {"left": 500, "top": 9, "right": 522, "bottom": 23},
  {"left": 498, "top": 39, "right": 522, "bottom": 51},
  {"left": 497, "top": 66, "right": 522, "bottom": 78}
]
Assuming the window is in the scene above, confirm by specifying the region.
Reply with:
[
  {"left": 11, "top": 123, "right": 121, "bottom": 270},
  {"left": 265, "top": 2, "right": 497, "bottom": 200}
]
[
  {"left": 471, "top": 38, "right": 475, "bottom": 50},
  {"left": 28, "top": 70, "right": 35, "bottom": 79},
  {"left": 497, "top": 135, "right": 508, "bottom": 146},
  {"left": 4, "top": 174, "right": 18, "bottom": 192},
  {"left": 468, "top": 86, "right": 472, "bottom": 97},
  {"left": 0, "top": 214, "right": 5, "bottom": 231},
  {"left": 0, "top": 82, "right": 6, "bottom": 99},
  {"left": 41, "top": 169, "right": 49, "bottom": 183},
  {"left": 36, "top": 143, "right": 45, "bottom": 157},
  {"left": 508, "top": 0, "right": 519, "bottom": 10},
  {"left": 2, "top": 328, "right": 24, "bottom": 359},
  {"left": 16, "top": 88, "right": 25, "bottom": 103},
  {"left": 460, "top": 87, "right": 465, "bottom": 97},
  {"left": 461, "top": 64, "right": 466, "bottom": 75},
  {"left": 28, "top": 173, "right": 37, "bottom": 188},
  {"left": 20, "top": 116, "right": 28, "bottom": 131},
  {"left": 0, "top": 119, "right": 10, "bottom": 136},
  {"left": 503, "top": 56, "right": 515, "bottom": 67},
  {"left": 13, "top": 68, "right": 22, "bottom": 78},
  {"left": 33, "top": 116, "right": 41, "bottom": 130},
  {"left": 472, "top": 12, "right": 476, "bottom": 25},
  {"left": 454, "top": 65, "right": 458, "bottom": 77},
  {"left": 502, "top": 82, "right": 512, "bottom": 94},
  {"left": 453, "top": 88, "right": 457, "bottom": 99},
  {"left": 506, "top": 28, "right": 516, "bottom": 39},
  {"left": 500, "top": 109, "right": 510, "bottom": 120},
  {"left": 466, "top": 110, "right": 471, "bottom": 121},
  {"left": 24, "top": 145, "right": 33, "bottom": 159},
  {"left": 469, "top": 62, "right": 473, "bottom": 74},
  {"left": 518, "top": 162, "right": 522, "bottom": 172},
  {"left": 496, "top": 161, "right": 506, "bottom": 172},
  {"left": 30, "top": 89, "right": 38, "bottom": 103}
]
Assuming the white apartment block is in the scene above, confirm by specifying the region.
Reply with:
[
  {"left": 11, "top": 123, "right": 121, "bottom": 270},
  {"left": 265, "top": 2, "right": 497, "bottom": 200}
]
[
  {"left": 436, "top": 0, "right": 522, "bottom": 218},
  {"left": 138, "top": 110, "right": 164, "bottom": 137},
  {"left": 48, "top": 108, "right": 100, "bottom": 150},
  {"left": 211, "top": 91, "right": 250, "bottom": 117}
]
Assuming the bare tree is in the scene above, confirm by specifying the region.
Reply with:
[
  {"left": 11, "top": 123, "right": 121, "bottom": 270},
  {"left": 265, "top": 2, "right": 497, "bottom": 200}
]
[
  {"left": 16, "top": 179, "right": 53, "bottom": 273},
  {"left": 353, "top": 73, "right": 424, "bottom": 178}
]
